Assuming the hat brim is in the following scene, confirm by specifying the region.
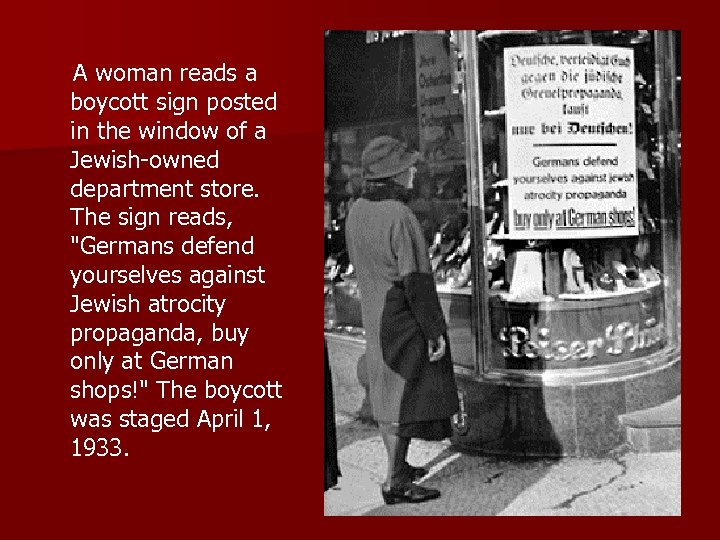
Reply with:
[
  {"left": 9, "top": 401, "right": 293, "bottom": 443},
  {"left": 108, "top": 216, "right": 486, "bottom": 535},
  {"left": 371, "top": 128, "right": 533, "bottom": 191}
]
[{"left": 363, "top": 150, "right": 420, "bottom": 180}]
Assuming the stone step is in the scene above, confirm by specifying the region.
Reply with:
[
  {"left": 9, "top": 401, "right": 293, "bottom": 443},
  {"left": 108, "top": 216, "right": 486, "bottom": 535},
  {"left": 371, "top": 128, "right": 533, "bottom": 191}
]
[{"left": 619, "top": 396, "right": 681, "bottom": 453}]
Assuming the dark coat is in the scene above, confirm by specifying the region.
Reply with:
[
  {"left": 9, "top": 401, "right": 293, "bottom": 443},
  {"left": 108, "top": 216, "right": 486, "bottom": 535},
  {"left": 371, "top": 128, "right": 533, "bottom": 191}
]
[
  {"left": 324, "top": 340, "right": 340, "bottom": 490},
  {"left": 379, "top": 273, "right": 459, "bottom": 424}
]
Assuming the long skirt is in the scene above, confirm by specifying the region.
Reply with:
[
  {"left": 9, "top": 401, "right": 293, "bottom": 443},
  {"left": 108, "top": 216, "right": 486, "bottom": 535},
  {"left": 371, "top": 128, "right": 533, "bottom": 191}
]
[{"left": 325, "top": 341, "right": 341, "bottom": 491}]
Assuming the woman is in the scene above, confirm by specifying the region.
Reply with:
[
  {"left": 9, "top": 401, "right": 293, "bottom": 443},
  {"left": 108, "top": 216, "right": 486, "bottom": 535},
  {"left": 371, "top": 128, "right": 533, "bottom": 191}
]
[{"left": 345, "top": 136, "right": 459, "bottom": 504}]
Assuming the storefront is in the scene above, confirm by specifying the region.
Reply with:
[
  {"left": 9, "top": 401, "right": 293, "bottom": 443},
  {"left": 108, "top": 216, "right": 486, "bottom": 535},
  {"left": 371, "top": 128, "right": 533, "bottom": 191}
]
[{"left": 324, "top": 30, "right": 680, "bottom": 456}]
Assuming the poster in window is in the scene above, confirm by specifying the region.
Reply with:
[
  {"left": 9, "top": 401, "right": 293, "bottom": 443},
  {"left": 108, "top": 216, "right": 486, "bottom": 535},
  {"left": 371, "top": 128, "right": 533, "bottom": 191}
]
[{"left": 504, "top": 45, "right": 638, "bottom": 239}]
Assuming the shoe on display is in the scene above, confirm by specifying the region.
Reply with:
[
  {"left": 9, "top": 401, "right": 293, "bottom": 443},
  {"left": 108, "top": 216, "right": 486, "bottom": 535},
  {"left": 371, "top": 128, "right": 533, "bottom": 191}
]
[
  {"left": 450, "top": 259, "right": 471, "bottom": 289},
  {"left": 562, "top": 248, "right": 583, "bottom": 293},
  {"left": 597, "top": 271, "right": 616, "bottom": 291}
]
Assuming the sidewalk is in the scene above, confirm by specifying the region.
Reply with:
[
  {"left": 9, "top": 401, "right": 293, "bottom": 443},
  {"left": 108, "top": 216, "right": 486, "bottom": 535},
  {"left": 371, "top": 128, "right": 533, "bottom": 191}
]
[
  {"left": 325, "top": 412, "right": 680, "bottom": 516},
  {"left": 325, "top": 336, "right": 680, "bottom": 516}
]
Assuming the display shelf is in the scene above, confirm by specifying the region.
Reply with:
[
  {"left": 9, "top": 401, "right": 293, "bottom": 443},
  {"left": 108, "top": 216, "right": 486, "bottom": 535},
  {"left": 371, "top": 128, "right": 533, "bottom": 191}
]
[
  {"left": 327, "top": 275, "right": 474, "bottom": 296},
  {"left": 490, "top": 291, "right": 555, "bottom": 303},
  {"left": 557, "top": 279, "right": 661, "bottom": 300},
  {"left": 490, "top": 278, "right": 662, "bottom": 312},
  {"left": 436, "top": 283, "right": 472, "bottom": 295}
]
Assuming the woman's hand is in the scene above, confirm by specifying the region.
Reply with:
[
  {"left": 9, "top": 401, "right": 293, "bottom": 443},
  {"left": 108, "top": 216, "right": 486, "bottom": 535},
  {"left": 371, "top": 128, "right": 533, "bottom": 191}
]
[{"left": 428, "top": 335, "right": 446, "bottom": 362}]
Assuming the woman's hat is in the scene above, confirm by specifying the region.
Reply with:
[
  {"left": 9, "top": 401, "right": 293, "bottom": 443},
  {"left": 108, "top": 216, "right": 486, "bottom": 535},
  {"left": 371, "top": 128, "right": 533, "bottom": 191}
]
[{"left": 361, "top": 136, "right": 420, "bottom": 180}]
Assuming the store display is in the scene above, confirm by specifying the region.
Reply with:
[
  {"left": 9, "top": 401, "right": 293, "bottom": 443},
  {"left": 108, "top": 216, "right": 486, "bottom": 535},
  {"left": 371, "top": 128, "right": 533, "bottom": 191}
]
[
  {"left": 431, "top": 213, "right": 469, "bottom": 281},
  {"left": 323, "top": 31, "right": 678, "bottom": 361},
  {"left": 324, "top": 218, "right": 351, "bottom": 281},
  {"left": 474, "top": 29, "right": 665, "bottom": 291},
  {"left": 473, "top": 29, "right": 675, "bottom": 372},
  {"left": 324, "top": 30, "right": 676, "bottom": 379}
]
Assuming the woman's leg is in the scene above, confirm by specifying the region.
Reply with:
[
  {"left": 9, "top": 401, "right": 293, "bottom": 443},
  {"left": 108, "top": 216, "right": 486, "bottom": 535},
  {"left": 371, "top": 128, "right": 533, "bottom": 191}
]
[
  {"left": 379, "top": 431, "right": 441, "bottom": 504},
  {"left": 381, "top": 431, "right": 410, "bottom": 488}
]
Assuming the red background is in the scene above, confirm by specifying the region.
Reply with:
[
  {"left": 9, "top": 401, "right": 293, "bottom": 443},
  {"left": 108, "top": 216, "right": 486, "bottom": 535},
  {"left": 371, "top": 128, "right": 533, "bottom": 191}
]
[{"left": 1, "top": 0, "right": 705, "bottom": 535}]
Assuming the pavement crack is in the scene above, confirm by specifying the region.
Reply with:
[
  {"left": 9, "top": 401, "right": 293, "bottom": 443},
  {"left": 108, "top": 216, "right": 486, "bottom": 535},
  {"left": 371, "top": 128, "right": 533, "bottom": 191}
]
[
  {"left": 552, "top": 457, "right": 629, "bottom": 509},
  {"left": 484, "top": 472, "right": 503, "bottom": 484}
]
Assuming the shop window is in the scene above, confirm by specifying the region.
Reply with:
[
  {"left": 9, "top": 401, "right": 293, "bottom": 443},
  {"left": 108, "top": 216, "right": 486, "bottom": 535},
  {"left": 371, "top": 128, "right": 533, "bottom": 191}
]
[
  {"left": 473, "top": 30, "right": 680, "bottom": 372},
  {"left": 323, "top": 30, "right": 680, "bottom": 378}
]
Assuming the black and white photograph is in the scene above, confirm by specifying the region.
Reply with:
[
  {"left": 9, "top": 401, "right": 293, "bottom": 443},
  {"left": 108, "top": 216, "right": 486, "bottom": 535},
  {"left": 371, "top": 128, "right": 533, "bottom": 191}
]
[{"left": 324, "top": 30, "right": 680, "bottom": 516}]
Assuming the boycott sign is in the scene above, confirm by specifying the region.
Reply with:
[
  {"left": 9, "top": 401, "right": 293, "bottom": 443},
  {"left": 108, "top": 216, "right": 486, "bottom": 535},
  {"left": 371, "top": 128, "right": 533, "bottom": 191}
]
[{"left": 504, "top": 46, "right": 638, "bottom": 239}]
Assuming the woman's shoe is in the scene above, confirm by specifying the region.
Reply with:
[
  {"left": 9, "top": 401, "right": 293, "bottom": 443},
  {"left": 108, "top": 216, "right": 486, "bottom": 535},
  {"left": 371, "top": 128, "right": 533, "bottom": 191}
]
[
  {"left": 404, "top": 463, "right": 429, "bottom": 482},
  {"left": 381, "top": 483, "right": 441, "bottom": 505}
]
